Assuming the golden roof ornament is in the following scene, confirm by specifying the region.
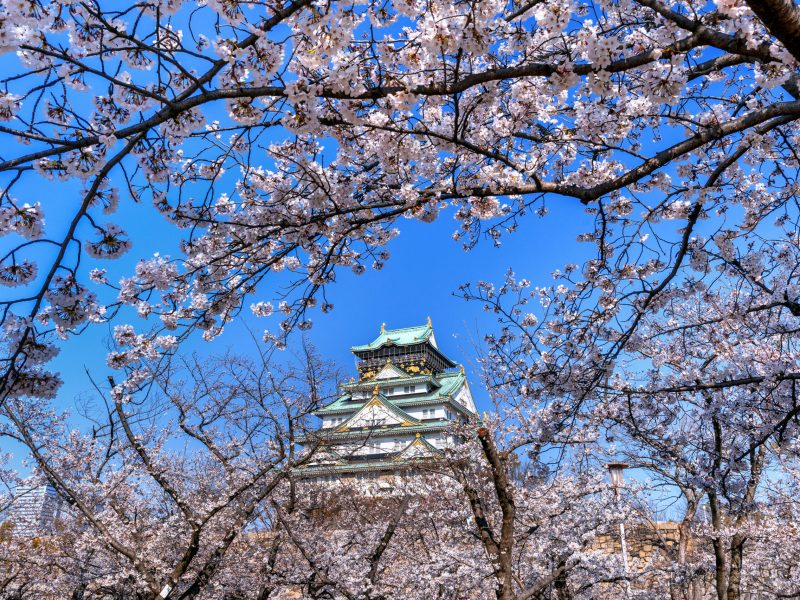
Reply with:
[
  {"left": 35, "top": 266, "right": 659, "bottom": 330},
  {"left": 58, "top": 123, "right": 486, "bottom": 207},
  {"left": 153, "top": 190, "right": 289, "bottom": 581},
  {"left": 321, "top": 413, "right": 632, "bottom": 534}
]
[
  {"left": 426, "top": 315, "right": 432, "bottom": 327},
  {"left": 380, "top": 322, "right": 386, "bottom": 333},
  {"left": 373, "top": 384, "right": 380, "bottom": 398},
  {"left": 459, "top": 364, "right": 465, "bottom": 375}
]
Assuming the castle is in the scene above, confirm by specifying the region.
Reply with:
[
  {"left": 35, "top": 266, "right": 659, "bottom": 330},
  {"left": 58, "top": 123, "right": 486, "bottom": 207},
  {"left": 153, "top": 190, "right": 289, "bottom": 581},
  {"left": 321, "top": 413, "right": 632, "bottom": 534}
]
[{"left": 297, "top": 320, "right": 478, "bottom": 487}]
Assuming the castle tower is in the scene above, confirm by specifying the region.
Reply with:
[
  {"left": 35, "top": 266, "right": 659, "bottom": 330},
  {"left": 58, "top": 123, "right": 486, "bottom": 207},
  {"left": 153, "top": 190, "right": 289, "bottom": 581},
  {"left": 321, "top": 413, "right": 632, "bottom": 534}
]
[{"left": 297, "top": 320, "right": 478, "bottom": 487}]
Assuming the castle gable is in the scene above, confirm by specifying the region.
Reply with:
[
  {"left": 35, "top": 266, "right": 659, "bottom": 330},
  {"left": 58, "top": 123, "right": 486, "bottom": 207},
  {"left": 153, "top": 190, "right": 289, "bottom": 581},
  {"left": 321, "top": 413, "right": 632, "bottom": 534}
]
[
  {"left": 394, "top": 435, "right": 442, "bottom": 461},
  {"left": 337, "top": 392, "right": 419, "bottom": 431},
  {"left": 371, "top": 362, "right": 409, "bottom": 380}
]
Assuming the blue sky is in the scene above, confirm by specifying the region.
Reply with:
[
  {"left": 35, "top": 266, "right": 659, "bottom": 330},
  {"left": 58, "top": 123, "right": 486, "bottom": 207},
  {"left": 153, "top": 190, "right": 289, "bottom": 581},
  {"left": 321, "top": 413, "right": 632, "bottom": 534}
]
[
  {"left": 42, "top": 197, "right": 594, "bottom": 418},
  {"left": 0, "top": 1, "right": 747, "bottom": 426},
  {"left": 0, "top": 26, "right": 597, "bottom": 437}
]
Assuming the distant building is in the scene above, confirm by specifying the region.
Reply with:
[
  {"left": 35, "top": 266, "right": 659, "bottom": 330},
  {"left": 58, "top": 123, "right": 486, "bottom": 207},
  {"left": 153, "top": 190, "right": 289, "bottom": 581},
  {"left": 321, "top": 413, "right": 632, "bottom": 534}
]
[
  {"left": 298, "top": 319, "right": 478, "bottom": 488},
  {"left": 8, "top": 481, "right": 64, "bottom": 537}
]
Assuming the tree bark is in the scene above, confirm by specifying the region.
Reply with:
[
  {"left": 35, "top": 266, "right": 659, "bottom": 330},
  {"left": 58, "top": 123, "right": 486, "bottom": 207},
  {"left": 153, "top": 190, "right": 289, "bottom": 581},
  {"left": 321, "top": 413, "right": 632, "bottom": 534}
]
[
  {"left": 554, "top": 568, "right": 571, "bottom": 600},
  {"left": 744, "top": 0, "right": 800, "bottom": 63},
  {"left": 476, "top": 427, "right": 517, "bottom": 600},
  {"left": 672, "top": 494, "right": 698, "bottom": 600},
  {"left": 726, "top": 533, "right": 745, "bottom": 600},
  {"left": 709, "top": 412, "right": 728, "bottom": 600}
]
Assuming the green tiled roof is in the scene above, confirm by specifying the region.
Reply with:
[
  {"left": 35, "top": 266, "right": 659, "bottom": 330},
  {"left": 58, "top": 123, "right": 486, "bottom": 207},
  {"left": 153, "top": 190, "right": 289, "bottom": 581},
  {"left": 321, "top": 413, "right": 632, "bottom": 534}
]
[
  {"left": 297, "top": 420, "right": 452, "bottom": 443},
  {"left": 395, "top": 396, "right": 473, "bottom": 417},
  {"left": 313, "top": 394, "right": 353, "bottom": 413},
  {"left": 341, "top": 374, "right": 440, "bottom": 391},
  {"left": 295, "top": 437, "right": 446, "bottom": 475},
  {"left": 313, "top": 394, "right": 472, "bottom": 418},
  {"left": 314, "top": 371, "right": 468, "bottom": 416},
  {"left": 294, "top": 456, "right": 443, "bottom": 476},
  {"left": 350, "top": 324, "right": 435, "bottom": 352}
]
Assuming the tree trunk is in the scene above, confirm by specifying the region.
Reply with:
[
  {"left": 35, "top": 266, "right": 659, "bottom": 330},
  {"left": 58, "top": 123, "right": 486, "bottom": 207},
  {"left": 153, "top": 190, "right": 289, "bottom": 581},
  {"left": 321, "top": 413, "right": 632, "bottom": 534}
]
[
  {"left": 476, "top": 427, "right": 516, "bottom": 600},
  {"left": 672, "top": 494, "right": 698, "bottom": 600},
  {"left": 743, "top": 0, "right": 800, "bottom": 63},
  {"left": 726, "top": 533, "right": 745, "bottom": 600},
  {"left": 708, "top": 491, "right": 727, "bottom": 600},
  {"left": 554, "top": 569, "right": 571, "bottom": 600},
  {"left": 708, "top": 415, "right": 728, "bottom": 600},
  {"left": 71, "top": 584, "right": 86, "bottom": 600}
]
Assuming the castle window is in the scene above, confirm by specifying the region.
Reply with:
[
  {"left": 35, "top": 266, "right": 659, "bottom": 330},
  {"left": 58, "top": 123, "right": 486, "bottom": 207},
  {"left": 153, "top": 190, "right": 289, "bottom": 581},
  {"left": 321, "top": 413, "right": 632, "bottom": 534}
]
[{"left": 403, "top": 385, "right": 415, "bottom": 394}]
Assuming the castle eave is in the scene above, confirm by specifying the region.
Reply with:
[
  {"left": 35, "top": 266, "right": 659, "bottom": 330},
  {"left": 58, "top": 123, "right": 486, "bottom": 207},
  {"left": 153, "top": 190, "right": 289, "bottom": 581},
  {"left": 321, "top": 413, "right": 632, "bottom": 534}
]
[{"left": 297, "top": 421, "right": 451, "bottom": 444}]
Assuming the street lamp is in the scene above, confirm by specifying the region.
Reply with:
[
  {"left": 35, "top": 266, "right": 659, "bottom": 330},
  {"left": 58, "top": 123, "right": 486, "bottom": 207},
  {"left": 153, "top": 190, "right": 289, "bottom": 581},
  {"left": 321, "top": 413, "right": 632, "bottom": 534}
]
[
  {"left": 606, "top": 462, "right": 628, "bottom": 491},
  {"left": 606, "top": 462, "right": 631, "bottom": 598}
]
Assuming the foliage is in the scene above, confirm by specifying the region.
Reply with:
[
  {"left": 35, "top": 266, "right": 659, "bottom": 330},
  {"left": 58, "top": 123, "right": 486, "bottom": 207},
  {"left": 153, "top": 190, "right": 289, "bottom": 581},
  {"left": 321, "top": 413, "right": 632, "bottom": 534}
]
[{"left": 2, "top": 0, "right": 800, "bottom": 597}]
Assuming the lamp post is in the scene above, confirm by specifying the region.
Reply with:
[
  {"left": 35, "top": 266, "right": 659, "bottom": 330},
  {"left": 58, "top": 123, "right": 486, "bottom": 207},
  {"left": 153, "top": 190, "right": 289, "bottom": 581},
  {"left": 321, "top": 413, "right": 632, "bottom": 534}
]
[{"left": 606, "top": 462, "right": 631, "bottom": 598}]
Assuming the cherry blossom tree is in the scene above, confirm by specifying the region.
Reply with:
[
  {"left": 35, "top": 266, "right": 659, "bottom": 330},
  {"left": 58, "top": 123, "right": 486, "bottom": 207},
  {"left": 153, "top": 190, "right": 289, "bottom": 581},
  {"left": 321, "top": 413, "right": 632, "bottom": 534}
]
[
  {"left": 1, "top": 0, "right": 799, "bottom": 409},
  {"left": 3, "top": 0, "right": 800, "bottom": 597},
  {"left": 464, "top": 243, "right": 800, "bottom": 599},
  {"left": 600, "top": 279, "right": 800, "bottom": 600},
  {"left": 233, "top": 432, "right": 623, "bottom": 600},
  {"left": 446, "top": 427, "right": 624, "bottom": 600},
  {"left": 0, "top": 339, "right": 339, "bottom": 599}
]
